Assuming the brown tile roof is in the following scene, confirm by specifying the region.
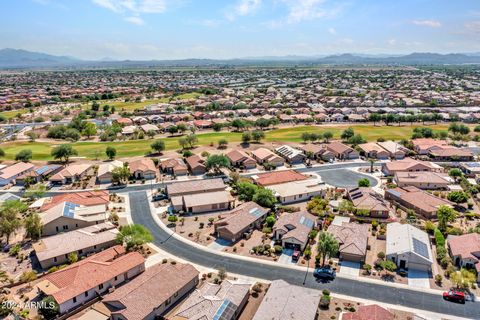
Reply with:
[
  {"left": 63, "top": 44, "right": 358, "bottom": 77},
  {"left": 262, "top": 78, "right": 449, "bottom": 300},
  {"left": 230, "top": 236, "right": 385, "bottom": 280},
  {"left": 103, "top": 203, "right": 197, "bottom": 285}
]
[
  {"left": 104, "top": 263, "right": 199, "bottom": 320},
  {"left": 394, "top": 171, "right": 451, "bottom": 184},
  {"left": 49, "top": 164, "right": 91, "bottom": 181},
  {"left": 386, "top": 186, "right": 452, "bottom": 214},
  {"left": 0, "top": 162, "right": 35, "bottom": 179},
  {"left": 185, "top": 155, "right": 206, "bottom": 170},
  {"left": 429, "top": 147, "right": 474, "bottom": 157},
  {"left": 325, "top": 141, "right": 353, "bottom": 154},
  {"left": 226, "top": 149, "right": 253, "bottom": 163},
  {"left": 215, "top": 202, "right": 269, "bottom": 236},
  {"left": 299, "top": 143, "right": 324, "bottom": 154},
  {"left": 347, "top": 187, "right": 389, "bottom": 212},
  {"left": 327, "top": 222, "right": 369, "bottom": 256},
  {"left": 38, "top": 246, "right": 144, "bottom": 305},
  {"left": 40, "top": 190, "right": 110, "bottom": 211},
  {"left": 448, "top": 233, "right": 480, "bottom": 262},
  {"left": 128, "top": 158, "right": 157, "bottom": 173},
  {"left": 254, "top": 170, "right": 307, "bottom": 186},
  {"left": 341, "top": 304, "right": 394, "bottom": 320},
  {"left": 273, "top": 211, "right": 316, "bottom": 245},
  {"left": 166, "top": 178, "right": 225, "bottom": 197},
  {"left": 383, "top": 157, "right": 440, "bottom": 173}
]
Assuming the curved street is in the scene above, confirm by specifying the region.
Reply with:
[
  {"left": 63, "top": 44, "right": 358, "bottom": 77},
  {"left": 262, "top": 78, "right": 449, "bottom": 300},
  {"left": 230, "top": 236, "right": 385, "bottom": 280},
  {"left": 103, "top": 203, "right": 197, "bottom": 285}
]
[{"left": 129, "top": 191, "right": 479, "bottom": 319}]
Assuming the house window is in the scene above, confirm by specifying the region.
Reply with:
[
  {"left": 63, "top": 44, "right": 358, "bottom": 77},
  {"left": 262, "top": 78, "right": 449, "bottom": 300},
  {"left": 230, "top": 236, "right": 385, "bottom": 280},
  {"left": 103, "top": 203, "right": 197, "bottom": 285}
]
[
  {"left": 53, "top": 257, "right": 57, "bottom": 262},
  {"left": 174, "top": 291, "right": 178, "bottom": 298},
  {"left": 78, "top": 250, "right": 83, "bottom": 255},
  {"left": 165, "top": 298, "right": 171, "bottom": 306},
  {"left": 73, "top": 297, "right": 77, "bottom": 303},
  {"left": 99, "top": 283, "right": 104, "bottom": 290},
  {"left": 114, "top": 276, "right": 118, "bottom": 281},
  {"left": 93, "top": 245, "right": 97, "bottom": 249},
  {"left": 56, "top": 226, "right": 59, "bottom": 232},
  {"left": 63, "top": 225, "right": 68, "bottom": 230},
  {"left": 85, "top": 291, "right": 88, "bottom": 297}
]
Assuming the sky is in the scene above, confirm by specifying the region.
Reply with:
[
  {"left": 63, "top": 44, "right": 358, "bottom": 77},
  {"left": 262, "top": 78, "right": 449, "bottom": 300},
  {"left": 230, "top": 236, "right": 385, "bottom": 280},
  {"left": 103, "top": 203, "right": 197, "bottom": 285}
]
[{"left": 0, "top": 0, "right": 479, "bottom": 60}]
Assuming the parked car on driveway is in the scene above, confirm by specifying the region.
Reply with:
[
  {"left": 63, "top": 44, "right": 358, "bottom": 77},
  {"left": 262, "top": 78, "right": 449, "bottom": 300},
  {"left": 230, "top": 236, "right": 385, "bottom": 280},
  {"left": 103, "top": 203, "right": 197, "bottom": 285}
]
[
  {"left": 314, "top": 267, "right": 336, "bottom": 280},
  {"left": 443, "top": 290, "right": 465, "bottom": 304},
  {"left": 292, "top": 250, "right": 300, "bottom": 262}
]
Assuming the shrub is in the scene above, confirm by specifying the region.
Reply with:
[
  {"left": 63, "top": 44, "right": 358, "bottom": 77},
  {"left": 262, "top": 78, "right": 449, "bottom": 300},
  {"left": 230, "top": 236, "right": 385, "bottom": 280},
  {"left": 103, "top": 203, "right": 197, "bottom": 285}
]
[
  {"left": 425, "top": 221, "right": 436, "bottom": 234},
  {"left": 434, "top": 228, "right": 445, "bottom": 248},
  {"left": 377, "top": 251, "right": 385, "bottom": 259},
  {"left": 322, "top": 289, "right": 330, "bottom": 296},
  {"left": 320, "top": 295, "right": 331, "bottom": 309},
  {"left": 199, "top": 222, "right": 205, "bottom": 229},
  {"left": 274, "top": 245, "right": 283, "bottom": 254},
  {"left": 436, "top": 246, "right": 447, "bottom": 261},
  {"left": 167, "top": 215, "right": 178, "bottom": 223},
  {"left": 435, "top": 274, "right": 443, "bottom": 284}
]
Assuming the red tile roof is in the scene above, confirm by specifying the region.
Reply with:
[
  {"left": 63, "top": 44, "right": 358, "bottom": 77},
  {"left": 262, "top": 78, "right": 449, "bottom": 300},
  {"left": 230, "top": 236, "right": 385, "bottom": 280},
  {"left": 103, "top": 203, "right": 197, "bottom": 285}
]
[
  {"left": 341, "top": 305, "right": 394, "bottom": 320},
  {"left": 254, "top": 170, "right": 307, "bottom": 186},
  {"left": 40, "top": 246, "right": 145, "bottom": 305},
  {"left": 40, "top": 190, "right": 110, "bottom": 211}
]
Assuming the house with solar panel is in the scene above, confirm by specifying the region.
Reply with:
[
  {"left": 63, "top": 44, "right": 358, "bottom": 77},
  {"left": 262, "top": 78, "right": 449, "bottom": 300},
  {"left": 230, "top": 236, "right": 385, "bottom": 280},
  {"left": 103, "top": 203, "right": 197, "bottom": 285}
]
[
  {"left": 39, "top": 201, "right": 109, "bottom": 236},
  {"left": 386, "top": 222, "right": 433, "bottom": 272},
  {"left": 275, "top": 145, "right": 305, "bottom": 164},
  {"left": 172, "top": 279, "right": 250, "bottom": 320},
  {"left": 214, "top": 202, "right": 270, "bottom": 243},
  {"left": 272, "top": 211, "right": 317, "bottom": 251},
  {"left": 15, "top": 164, "right": 62, "bottom": 185}
]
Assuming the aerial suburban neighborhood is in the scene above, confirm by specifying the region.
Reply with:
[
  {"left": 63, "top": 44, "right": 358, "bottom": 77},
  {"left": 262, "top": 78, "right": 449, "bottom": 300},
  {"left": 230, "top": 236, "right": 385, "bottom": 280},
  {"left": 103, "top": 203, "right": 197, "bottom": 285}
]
[{"left": 1, "top": 0, "right": 480, "bottom": 319}]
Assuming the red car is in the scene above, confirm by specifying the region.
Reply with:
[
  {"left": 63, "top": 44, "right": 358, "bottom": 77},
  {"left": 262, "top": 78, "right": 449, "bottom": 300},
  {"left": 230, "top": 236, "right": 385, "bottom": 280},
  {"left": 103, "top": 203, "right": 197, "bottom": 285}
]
[
  {"left": 443, "top": 290, "right": 465, "bottom": 303},
  {"left": 292, "top": 250, "right": 300, "bottom": 262}
]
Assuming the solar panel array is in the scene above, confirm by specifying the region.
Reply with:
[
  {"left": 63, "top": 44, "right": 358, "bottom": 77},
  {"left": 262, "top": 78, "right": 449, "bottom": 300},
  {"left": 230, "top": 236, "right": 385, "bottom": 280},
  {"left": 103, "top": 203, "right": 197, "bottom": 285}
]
[
  {"left": 412, "top": 237, "right": 429, "bottom": 259},
  {"left": 62, "top": 202, "right": 79, "bottom": 218},
  {"left": 465, "top": 162, "right": 480, "bottom": 167},
  {"left": 299, "top": 215, "right": 314, "bottom": 228},
  {"left": 212, "top": 299, "right": 236, "bottom": 320},
  {"left": 249, "top": 207, "right": 264, "bottom": 218},
  {"left": 277, "top": 146, "right": 294, "bottom": 157}
]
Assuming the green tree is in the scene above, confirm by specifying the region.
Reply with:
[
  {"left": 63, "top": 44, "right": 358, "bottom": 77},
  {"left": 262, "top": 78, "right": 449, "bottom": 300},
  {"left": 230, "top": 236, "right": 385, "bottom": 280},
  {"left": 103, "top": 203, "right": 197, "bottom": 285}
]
[
  {"left": 24, "top": 213, "right": 43, "bottom": 240},
  {"left": 448, "top": 168, "right": 463, "bottom": 181},
  {"left": 151, "top": 140, "right": 165, "bottom": 154},
  {"left": 38, "top": 296, "right": 59, "bottom": 319},
  {"left": 106, "top": 146, "right": 117, "bottom": 160},
  {"left": 185, "top": 134, "right": 198, "bottom": 148},
  {"left": 81, "top": 122, "right": 97, "bottom": 138},
  {"left": 252, "top": 188, "right": 277, "bottom": 208},
  {"left": 116, "top": 224, "right": 153, "bottom": 251},
  {"left": 167, "top": 125, "right": 178, "bottom": 136},
  {"left": 265, "top": 215, "right": 276, "bottom": 227},
  {"left": 317, "top": 232, "right": 339, "bottom": 266},
  {"left": 338, "top": 199, "right": 354, "bottom": 214},
  {"left": 323, "top": 131, "right": 333, "bottom": 142},
  {"left": 51, "top": 144, "right": 78, "bottom": 163},
  {"left": 341, "top": 127, "right": 354, "bottom": 140},
  {"left": 236, "top": 181, "right": 259, "bottom": 201},
  {"left": 0, "top": 200, "right": 27, "bottom": 244},
  {"left": 242, "top": 132, "right": 252, "bottom": 144},
  {"left": 447, "top": 191, "right": 469, "bottom": 204},
  {"left": 15, "top": 149, "right": 32, "bottom": 162},
  {"left": 231, "top": 119, "right": 246, "bottom": 131},
  {"left": 358, "top": 178, "right": 371, "bottom": 187},
  {"left": 206, "top": 154, "right": 230, "bottom": 173},
  {"left": 26, "top": 131, "right": 37, "bottom": 142},
  {"left": 146, "top": 129, "right": 156, "bottom": 139},
  {"left": 437, "top": 205, "right": 457, "bottom": 232},
  {"left": 25, "top": 184, "right": 46, "bottom": 200},
  {"left": 0, "top": 148, "right": 4, "bottom": 158},
  {"left": 218, "top": 139, "right": 228, "bottom": 149},
  {"left": 112, "top": 165, "right": 131, "bottom": 185},
  {"left": 369, "top": 113, "right": 382, "bottom": 126},
  {"left": 301, "top": 132, "right": 311, "bottom": 143},
  {"left": 450, "top": 268, "right": 477, "bottom": 289},
  {"left": 251, "top": 130, "right": 265, "bottom": 143}
]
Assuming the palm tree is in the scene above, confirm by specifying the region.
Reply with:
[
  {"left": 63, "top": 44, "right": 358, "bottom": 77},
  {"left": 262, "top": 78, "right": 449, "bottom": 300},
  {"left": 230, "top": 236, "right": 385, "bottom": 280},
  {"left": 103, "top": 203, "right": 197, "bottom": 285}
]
[{"left": 317, "top": 232, "right": 339, "bottom": 266}]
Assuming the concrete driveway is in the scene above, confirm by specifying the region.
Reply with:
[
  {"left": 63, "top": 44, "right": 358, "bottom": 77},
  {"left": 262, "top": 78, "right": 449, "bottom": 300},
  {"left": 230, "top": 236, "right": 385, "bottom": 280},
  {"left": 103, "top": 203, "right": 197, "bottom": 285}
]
[
  {"left": 339, "top": 261, "right": 361, "bottom": 277},
  {"left": 277, "top": 248, "right": 297, "bottom": 265},
  {"left": 408, "top": 270, "right": 431, "bottom": 289},
  {"left": 208, "top": 238, "right": 232, "bottom": 251}
]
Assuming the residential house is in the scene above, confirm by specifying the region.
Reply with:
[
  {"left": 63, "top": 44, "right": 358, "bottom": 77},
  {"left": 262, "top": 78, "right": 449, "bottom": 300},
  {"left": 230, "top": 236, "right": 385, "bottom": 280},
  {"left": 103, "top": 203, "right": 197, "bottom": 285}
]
[
  {"left": 412, "top": 138, "right": 448, "bottom": 155},
  {"left": 327, "top": 222, "right": 369, "bottom": 262},
  {"left": 251, "top": 148, "right": 285, "bottom": 167},
  {"left": 40, "top": 202, "right": 109, "bottom": 236},
  {"left": 38, "top": 190, "right": 110, "bottom": 212},
  {"left": 49, "top": 164, "right": 92, "bottom": 185},
  {"left": 273, "top": 211, "right": 316, "bottom": 251},
  {"left": 185, "top": 155, "right": 206, "bottom": 175},
  {"left": 275, "top": 145, "right": 305, "bottom": 164},
  {"left": 386, "top": 222, "right": 433, "bottom": 271},
  {"left": 0, "top": 192, "right": 21, "bottom": 205},
  {"left": 97, "top": 160, "right": 124, "bottom": 184},
  {"left": 325, "top": 141, "right": 359, "bottom": 160},
  {"left": 36, "top": 246, "right": 145, "bottom": 314},
  {"left": 159, "top": 158, "right": 189, "bottom": 176},
  {"left": 381, "top": 158, "right": 442, "bottom": 176},
  {"left": 226, "top": 150, "right": 257, "bottom": 169},
  {"left": 252, "top": 279, "right": 321, "bottom": 320},
  {"left": 166, "top": 178, "right": 226, "bottom": 198},
  {"left": 33, "top": 222, "right": 118, "bottom": 269},
  {"left": 172, "top": 191, "right": 235, "bottom": 214},
  {"left": 15, "top": 164, "right": 62, "bottom": 185},
  {"left": 358, "top": 142, "right": 390, "bottom": 160},
  {"left": 347, "top": 187, "right": 390, "bottom": 218},
  {"left": 214, "top": 202, "right": 270, "bottom": 242},
  {"left": 385, "top": 186, "right": 452, "bottom": 218},
  {"left": 377, "top": 141, "right": 408, "bottom": 159},
  {"left": 448, "top": 233, "right": 480, "bottom": 281},
  {"left": 103, "top": 263, "right": 199, "bottom": 320},
  {"left": 252, "top": 170, "right": 308, "bottom": 187},
  {"left": 341, "top": 304, "right": 394, "bottom": 320},
  {"left": 128, "top": 159, "right": 157, "bottom": 180},
  {"left": 459, "top": 162, "right": 480, "bottom": 177},
  {"left": 394, "top": 171, "right": 453, "bottom": 190},
  {"left": 140, "top": 123, "right": 159, "bottom": 133},
  {"left": 429, "top": 147, "right": 475, "bottom": 161},
  {"left": 0, "top": 162, "right": 35, "bottom": 186},
  {"left": 299, "top": 143, "right": 335, "bottom": 161},
  {"left": 267, "top": 179, "right": 327, "bottom": 204},
  {"left": 173, "top": 280, "right": 250, "bottom": 320}
]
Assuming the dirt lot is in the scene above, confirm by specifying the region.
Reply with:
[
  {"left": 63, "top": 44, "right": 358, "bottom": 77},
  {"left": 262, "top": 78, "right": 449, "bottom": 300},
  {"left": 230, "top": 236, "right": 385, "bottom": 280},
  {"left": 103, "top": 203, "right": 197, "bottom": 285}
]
[{"left": 238, "top": 283, "right": 269, "bottom": 320}]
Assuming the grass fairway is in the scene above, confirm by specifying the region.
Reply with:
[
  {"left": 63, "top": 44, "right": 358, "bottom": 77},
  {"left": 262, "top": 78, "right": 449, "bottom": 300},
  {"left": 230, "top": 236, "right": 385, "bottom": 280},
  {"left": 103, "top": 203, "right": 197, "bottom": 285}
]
[
  {"left": 0, "top": 108, "right": 29, "bottom": 119},
  {"left": 0, "top": 124, "right": 451, "bottom": 161}
]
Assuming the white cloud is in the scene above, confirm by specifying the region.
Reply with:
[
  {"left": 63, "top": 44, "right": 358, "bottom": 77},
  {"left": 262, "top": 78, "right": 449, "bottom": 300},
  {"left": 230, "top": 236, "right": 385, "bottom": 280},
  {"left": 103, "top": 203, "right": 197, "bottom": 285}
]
[
  {"left": 328, "top": 27, "right": 336, "bottom": 35},
  {"left": 125, "top": 16, "right": 145, "bottom": 25},
  {"left": 412, "top": 19, "right": 441, "bottom": 28},
  {"left": 199, "top": 19, "right": 221, "bottom": 28},
  {"left": 387, "top": 39, "right": 397, "bottom": 46},
  {"left": 226, "top": 0, "right": 261, "bottom": 20}
]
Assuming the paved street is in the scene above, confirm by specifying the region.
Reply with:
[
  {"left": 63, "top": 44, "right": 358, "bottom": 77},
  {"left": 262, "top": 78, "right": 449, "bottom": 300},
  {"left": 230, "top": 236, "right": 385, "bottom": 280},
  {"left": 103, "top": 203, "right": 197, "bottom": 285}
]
[{"left": 129, "top": 191, "right": 479, "bottom": 319}]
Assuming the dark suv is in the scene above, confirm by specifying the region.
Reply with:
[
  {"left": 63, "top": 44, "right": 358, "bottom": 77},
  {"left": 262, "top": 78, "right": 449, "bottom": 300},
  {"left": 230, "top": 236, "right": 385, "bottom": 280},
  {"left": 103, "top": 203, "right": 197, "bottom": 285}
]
[{"left": 313, "top": 267, "right": 336, "bottom": 280}]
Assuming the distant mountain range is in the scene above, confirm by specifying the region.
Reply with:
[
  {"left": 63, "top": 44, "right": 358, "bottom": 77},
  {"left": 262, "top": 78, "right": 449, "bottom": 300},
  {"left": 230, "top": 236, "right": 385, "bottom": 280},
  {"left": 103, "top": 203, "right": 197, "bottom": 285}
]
[{"left": 1, "top": 48, "right": 480, "bottom": 69}]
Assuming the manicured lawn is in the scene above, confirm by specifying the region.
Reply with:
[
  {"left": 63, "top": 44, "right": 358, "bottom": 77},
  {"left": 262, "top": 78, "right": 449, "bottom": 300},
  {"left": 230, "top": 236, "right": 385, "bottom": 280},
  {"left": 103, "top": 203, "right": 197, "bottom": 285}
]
[
  {"left": 0, "top": 108, "right": 29, "bottom": 119},
  {"left": 0, "top": 124, "right": 453, "bottom": 161}
]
